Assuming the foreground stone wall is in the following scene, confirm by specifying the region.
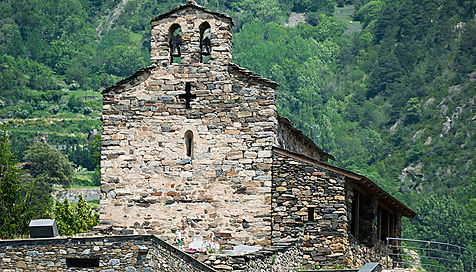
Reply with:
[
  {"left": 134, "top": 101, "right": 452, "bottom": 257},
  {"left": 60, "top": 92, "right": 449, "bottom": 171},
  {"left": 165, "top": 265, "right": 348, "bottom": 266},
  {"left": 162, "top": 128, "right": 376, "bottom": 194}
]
[
  {"left": 271, "top": 150, "right": 349, "bottom": 269},
  {"left": 0, "top": 235, "right": 215, "bottom": 272},
  {"left": 192, "top": 244, "right": 302, "bottom": 272}
]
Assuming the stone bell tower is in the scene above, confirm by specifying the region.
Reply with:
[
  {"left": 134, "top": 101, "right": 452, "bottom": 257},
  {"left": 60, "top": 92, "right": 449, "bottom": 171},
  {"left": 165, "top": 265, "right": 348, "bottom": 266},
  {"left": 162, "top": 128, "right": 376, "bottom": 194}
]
[
  {"left": 150, "top": 1, "right": 233, "bottom": 67},
  {"left": 101, "top": 1, "right": 279, "bottom": 247}
]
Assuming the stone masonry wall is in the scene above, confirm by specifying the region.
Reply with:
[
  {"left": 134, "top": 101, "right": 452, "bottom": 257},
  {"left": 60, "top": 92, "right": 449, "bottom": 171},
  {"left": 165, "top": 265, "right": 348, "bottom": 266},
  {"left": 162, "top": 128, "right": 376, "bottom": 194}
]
[
  {"left": 150, "top": 6, "right": 232, "bottom": 67},
  {"left": 189, "top": 243, "right": 302, "bottom": 272},
  {"left": 271, "top": 150, "right": 349, "bottom": 269},
  {"left": 348, "top": 238, "right": 388, "bottom": 268},
  {"left": 101, "top": 6, "right": 277, "bottom": 246},
  {"left": 0, "top": 235, "right": 215, "bottom": 272}
]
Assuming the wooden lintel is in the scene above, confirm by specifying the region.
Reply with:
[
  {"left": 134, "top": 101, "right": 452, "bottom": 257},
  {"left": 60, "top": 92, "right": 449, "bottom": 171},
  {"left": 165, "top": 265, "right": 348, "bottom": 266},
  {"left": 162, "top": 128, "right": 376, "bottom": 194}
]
[
  {"left": 377, "top": 200, "right": 395, "bottom": 214},
  {"left": 351, "top": 183, "right": 370, "bottom": 198}
]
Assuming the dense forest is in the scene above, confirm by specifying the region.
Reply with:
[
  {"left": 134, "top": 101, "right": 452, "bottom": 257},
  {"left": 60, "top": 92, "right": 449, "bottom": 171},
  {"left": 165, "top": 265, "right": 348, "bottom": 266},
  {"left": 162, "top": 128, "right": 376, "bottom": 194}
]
[{"left": 0, "top": 0, "right": 474, "bottom": 254}]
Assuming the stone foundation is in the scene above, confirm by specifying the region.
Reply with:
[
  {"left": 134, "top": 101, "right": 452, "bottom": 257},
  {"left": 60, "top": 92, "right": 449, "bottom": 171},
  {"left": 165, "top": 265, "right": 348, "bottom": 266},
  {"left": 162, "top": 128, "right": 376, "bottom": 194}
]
[
  {"left": 348, "top": 238, "right": 388, "bottom": 268},
  {"left": 194, "top": 244, "right": 302, "bottom": 272}
]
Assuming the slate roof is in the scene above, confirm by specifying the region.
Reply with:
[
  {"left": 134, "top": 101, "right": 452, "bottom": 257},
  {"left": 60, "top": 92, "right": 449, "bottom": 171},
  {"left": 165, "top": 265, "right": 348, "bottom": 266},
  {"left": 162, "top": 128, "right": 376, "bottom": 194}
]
[
  {"left": 278, "top": 115, "right": 336, "bottom": 161},
  {"left": 274, "top": 147, "right": 417, "bottom": 218},
  {"left": 229, "top": 63, "right": 279, "bottom": 88},
  {"left": 151, "top": 2, "right": 234, "bottom": 26},
  {"left": 102, "top": 66, "right": 153, "bottom": 95}
]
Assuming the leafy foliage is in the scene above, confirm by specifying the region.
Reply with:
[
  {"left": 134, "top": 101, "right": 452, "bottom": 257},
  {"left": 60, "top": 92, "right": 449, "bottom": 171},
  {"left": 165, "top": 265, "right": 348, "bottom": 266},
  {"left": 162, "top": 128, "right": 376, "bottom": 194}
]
[
  {"left": 24, "top": 142, "right": 75, "bottom": 192},
  {"left": 54, "top": 195, "right": 99, "bottom": 236},
  {"left": 0, "top": 127, "right": 51, "bottom": 239},
  {"left": 403, "top": 195, "right": 474, "bottom": 249}
]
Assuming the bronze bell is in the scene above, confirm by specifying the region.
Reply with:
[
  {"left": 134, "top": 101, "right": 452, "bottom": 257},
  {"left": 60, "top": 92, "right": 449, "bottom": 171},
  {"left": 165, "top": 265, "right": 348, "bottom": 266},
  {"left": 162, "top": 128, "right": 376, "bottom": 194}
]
[
  {"left": 201, "top": 37, "right": 211, "bottom": 56},
  {"left": 170, "top": 35, "right": 182, "bottom": 57},
  {"left": 171, "top": 45, "right": 180, "bottom": 57}
]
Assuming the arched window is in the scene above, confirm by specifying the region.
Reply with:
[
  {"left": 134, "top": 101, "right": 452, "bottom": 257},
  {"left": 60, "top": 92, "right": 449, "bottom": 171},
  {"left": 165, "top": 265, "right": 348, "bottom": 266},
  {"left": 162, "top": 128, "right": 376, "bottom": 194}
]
[
  {"left": 185, "top": 130, "right": 193, "bottom": 157},
  {"left": 169, "top": 24, "right": 182, "bottom": 64},
  {"left": 199, "top": 22, "right": 211, "bottom": 63}
]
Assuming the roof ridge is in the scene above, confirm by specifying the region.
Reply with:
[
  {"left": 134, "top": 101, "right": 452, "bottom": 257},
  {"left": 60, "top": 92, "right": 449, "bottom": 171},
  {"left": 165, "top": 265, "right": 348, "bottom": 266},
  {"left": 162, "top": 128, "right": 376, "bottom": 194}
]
[
  {"left": 228, "top": 63, "right": 279, "bottom": 88},
  {"left": 102, "top": 66, "right": 153, "bottom": 94},
  {"left": 277, "top": 114, "right": 336, "bottom": 161},
  {"left": 151, "top": 2, "right": 233, "bottom": 25}
]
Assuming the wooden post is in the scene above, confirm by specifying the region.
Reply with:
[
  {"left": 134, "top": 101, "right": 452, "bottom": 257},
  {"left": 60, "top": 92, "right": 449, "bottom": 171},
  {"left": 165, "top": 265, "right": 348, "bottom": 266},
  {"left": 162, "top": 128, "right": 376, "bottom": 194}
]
[
  {"left": 387, "top": 213, "right": 391, "bottom": 243},
  {"left": 378, "top": 206, "right": 382, "bottom": 241},
  {"left": 390, "top": 214, "right": 395, "bottom": 238},
  {"left": 355, "top": 192, "right": 360, "bottom": 238}
]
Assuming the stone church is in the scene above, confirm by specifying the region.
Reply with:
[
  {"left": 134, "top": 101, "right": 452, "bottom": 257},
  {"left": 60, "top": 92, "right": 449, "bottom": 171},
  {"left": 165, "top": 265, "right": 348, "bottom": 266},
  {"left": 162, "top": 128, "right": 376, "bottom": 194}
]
[{"left": 100, "top": 0, "right": 416, "bottom": 268}]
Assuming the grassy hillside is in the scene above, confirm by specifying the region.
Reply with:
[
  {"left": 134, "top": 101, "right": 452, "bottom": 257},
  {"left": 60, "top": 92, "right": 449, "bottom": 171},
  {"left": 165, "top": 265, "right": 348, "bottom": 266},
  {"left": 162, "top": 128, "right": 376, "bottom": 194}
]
[{"left": 0, "top": 0, "right": 474, "bottom": 251}]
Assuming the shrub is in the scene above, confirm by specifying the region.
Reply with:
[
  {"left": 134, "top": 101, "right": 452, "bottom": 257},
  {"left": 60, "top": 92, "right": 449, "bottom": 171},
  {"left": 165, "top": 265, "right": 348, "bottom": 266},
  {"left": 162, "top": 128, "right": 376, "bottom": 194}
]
[{"left": 54, "top": 195, "right": 99, "bottom": 236}]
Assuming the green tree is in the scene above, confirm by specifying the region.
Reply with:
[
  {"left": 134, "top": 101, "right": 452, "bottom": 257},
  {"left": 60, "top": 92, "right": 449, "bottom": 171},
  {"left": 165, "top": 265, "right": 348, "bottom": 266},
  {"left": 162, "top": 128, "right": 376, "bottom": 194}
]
[
  {"left": 54, "top": 195, "right": 99, "bottom": 236},
  {"left": 290, "top": 0, "right": 334, "bottom": 14},
  {"left": 232, "top": 0, "right": 287, "bottom": 28},
  {"left": 404, "top": 97, "right": 421, "bottom": 124},
  {"left": 67, "top": 145, "right": 95, "bottom": 171},
  {"left": 366, "top": 45, "right": 403, "bottom": 98},
  {"left": 0, "top": 126, "right": 24, "bottom": 238},
  {"left": 103, "top": 45, "right": 146, "bottom": 77},
  {"left": 90, "top": 133, "right": 101, "bottom": 186},
  {"left": 0, "top": 127, "right": 51, "bottom": 239},
  {"left": 0, "top": 20, "right": 26, "bottom": 57},
  {"left": 354, "top": 0, "right": 384, "bottom": 28},
  {"left": 67, "top": 94, "right": 83, "bottom": 113},
  {"left": 404, "top": 195, "right": 474, "bottom": 249},
  {"left": 24, "top": 142, "right": 75, "bottom": 193},
  {"left": 455, "top": 20, "right": 476, "bottom": 77}
]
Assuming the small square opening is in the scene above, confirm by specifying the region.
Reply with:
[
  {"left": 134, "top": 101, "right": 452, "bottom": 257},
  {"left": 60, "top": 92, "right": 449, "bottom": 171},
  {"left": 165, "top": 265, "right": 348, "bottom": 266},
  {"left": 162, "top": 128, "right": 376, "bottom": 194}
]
[{"left": 66, "top": 258, "right": 100, "bottom": 268}]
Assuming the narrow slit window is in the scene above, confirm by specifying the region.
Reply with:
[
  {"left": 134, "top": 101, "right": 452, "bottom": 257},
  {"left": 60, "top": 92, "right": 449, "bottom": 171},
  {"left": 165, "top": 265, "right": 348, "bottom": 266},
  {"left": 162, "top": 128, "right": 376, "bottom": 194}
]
[
  {"left": 307, "top": 207, "right": 315, "bottom": 222},
  {"left": 169, "top": 24, "right": 182, "bottom": 64},
  {"left": 66, "top": 258, "right": 100, "bottom": 268},
  {"left": 185, "top": 130, "right": 193, "bottom": 157}
]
